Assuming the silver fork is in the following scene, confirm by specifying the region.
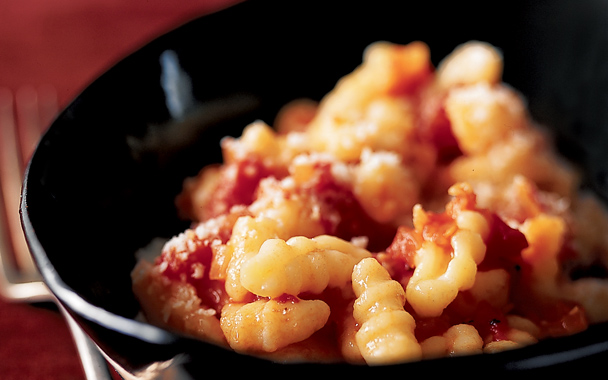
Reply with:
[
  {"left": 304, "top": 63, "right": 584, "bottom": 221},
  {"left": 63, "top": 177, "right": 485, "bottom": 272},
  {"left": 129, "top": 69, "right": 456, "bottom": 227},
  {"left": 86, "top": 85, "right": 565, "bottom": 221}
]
[{"left": 0, "top": 86, "right": 114, "bottom": 380}]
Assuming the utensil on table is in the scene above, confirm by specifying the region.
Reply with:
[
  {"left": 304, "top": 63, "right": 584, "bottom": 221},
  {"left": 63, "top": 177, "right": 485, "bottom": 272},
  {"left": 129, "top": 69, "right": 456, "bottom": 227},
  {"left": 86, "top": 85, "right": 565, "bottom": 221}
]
[{"left": 0, "top": 85, "right": 114, "bottom": 380}]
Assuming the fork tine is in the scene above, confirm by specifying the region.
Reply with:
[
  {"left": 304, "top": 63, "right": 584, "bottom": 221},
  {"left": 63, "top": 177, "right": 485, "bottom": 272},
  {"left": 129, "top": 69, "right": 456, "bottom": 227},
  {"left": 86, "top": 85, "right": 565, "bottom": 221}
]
[{"left": 0, "top": 87, "right": 39, "bottom": 277}]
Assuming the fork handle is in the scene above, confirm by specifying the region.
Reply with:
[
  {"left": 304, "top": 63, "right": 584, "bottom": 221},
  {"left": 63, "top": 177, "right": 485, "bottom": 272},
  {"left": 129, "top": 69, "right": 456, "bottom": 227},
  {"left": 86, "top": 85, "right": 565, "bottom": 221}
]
[{"left": 58, "top": 304, "right": 115, "bottom": 380}]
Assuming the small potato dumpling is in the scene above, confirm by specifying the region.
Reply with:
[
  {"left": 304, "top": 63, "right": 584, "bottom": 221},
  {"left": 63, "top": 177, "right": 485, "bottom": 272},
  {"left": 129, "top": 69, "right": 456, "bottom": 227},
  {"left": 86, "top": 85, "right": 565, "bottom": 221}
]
[
  {"left": 248, "top": 177, "right": 327, "bottom": 239},
  {"left": 353, "top": 149, "right": 419, "bottom": 223},
  {"left": 220, "top": 297, "right": 330, "bottom": 353},
  {"left": 520, "top": 213, "right": 566, "bottom": 297},
  {"left": 240, "top": 235, "right": 371, "bottom": 298},
  {"left": 224, "top": 216, "right": 280, "bottom": 301},
  {"left": 421, "top": 324, "right": 484, "bottom": 358},
  {"left": 436, "top": 41, "right": 503, "bottom": 89},
  {"left": 406, "top": 205, "right": 487, "bottom": 317},
  {"left": 352, "top": 258, "right": 421, "bottom": 365},
  {"left": 306, "top": 41, "right": 430, "bottom": 161},
  {"left": 274, "top": 98, "right": 319, "bottom": 134},
  {"left": 445, "top": 83, "right": 527, "bottom": 156},
  {"left": 444, "top": 324, "right": 484, "bottom": 356}
]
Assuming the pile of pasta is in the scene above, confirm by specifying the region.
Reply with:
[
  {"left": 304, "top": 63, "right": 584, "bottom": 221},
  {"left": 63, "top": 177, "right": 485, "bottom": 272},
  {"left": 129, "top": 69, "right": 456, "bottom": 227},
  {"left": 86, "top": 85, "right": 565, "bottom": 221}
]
[{"left": 132, "top": 41, "right": 608, "bottom": 364}]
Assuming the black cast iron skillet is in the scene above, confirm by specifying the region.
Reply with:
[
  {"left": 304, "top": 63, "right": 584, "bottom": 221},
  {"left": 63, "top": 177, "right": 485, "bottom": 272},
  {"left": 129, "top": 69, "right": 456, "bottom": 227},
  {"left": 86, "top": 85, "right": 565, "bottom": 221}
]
[{"left": 21, "top": 0, "right": 608, "bottom": 377}]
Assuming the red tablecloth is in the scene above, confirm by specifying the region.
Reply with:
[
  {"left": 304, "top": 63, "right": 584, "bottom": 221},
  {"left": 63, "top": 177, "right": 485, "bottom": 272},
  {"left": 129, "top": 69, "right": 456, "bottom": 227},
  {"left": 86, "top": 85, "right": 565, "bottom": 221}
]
[{"left": 0, "top": 1, "right": 238, "bottom": 379}]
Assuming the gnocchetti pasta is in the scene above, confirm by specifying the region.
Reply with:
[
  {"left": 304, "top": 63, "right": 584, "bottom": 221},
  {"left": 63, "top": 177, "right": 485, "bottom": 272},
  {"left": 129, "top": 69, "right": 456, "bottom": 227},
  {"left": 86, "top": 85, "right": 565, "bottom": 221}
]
[{"left": 131, "top": 41, "right": 608, "bottom": 364}]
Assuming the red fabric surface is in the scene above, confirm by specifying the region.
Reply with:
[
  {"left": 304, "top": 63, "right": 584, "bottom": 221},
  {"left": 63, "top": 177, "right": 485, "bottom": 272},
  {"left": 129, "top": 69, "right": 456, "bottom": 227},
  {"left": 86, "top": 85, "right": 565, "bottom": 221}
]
[
  {"left": 0, "top": 0, "right": 239, "bottom": 107},
  {"left": 0, "top": 1, "right": 238, "bottom": 379},
  {"left": 0, "top": 302, "right": 85, "bottom": 380}
]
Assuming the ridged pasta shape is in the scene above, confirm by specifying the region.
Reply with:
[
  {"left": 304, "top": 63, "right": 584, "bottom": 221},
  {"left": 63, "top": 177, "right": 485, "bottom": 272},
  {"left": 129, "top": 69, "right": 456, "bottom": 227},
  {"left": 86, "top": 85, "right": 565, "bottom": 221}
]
[
  {"left": 420, "top": 324, "right": 483, "bottom": 358},
  {"left": 220, "top": 297, "right": 330, "bottom": 353},
  {"left": 352, "top": 258, "right": 422, "bottom": 365},
  {"left": 224, "top": 215, "right": 280, "bottom": 301},
  {"left": 240, "top": 235, "right": 371, "bottom": 298},
  {"left": 406, "top": 206, "right": 488, "bottom": 318}
]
